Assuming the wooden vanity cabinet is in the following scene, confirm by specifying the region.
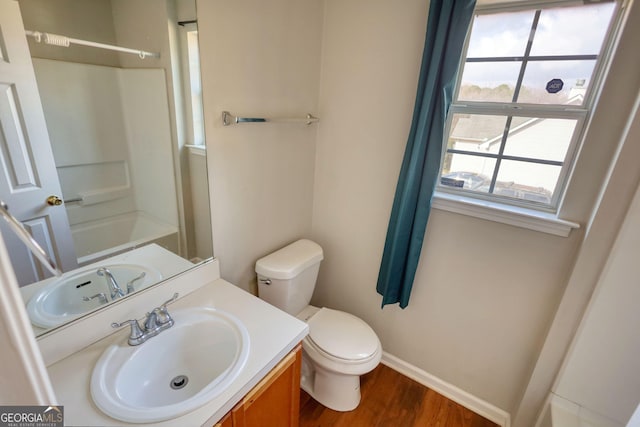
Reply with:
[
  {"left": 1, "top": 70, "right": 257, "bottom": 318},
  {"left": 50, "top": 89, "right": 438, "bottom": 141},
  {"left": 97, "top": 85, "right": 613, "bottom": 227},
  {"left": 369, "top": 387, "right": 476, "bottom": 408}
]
[
  {"left": 213, "top": 345, "right": 302, "bottom": 427},
  {"left": 215, "top": 413, "right": 233, "bottom": 427}
]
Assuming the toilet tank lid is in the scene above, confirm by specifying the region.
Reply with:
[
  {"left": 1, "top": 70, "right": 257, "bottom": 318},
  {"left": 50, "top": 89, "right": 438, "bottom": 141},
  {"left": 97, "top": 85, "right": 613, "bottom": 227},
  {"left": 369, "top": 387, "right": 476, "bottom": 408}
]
[{"left": 255, "top": 239, "right": 324, "bottom": 280}]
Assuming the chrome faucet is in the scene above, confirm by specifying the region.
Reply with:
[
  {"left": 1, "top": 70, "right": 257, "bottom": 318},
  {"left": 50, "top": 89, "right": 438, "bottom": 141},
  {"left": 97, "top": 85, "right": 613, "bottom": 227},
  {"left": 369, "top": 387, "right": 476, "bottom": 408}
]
[
  {"left": 97, "top": 267, "right": 125, "bottom": 300},
  {"left": 111, "top": 293, "right": 178, "bottom": 346}
]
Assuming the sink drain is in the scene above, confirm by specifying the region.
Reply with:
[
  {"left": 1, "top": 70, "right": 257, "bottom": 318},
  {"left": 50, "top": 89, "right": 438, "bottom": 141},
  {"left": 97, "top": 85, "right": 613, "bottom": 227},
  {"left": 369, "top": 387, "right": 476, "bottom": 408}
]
[{"left": 170, "top": 375, "right": 189, "bottom": 390}]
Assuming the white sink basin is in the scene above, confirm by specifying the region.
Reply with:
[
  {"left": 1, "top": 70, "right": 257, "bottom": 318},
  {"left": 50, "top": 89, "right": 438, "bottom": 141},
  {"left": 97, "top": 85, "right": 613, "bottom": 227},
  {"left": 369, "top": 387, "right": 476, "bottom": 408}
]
[
  {"left": 90, "top": 307, "right": 250, "bottom": 423},
  {"left": 26, "top": 264, "right": 162, "bottom": 328}
]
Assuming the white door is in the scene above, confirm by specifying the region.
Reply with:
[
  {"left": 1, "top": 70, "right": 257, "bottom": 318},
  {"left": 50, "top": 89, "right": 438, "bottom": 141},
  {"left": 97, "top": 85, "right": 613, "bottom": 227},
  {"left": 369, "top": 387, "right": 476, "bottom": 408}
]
[{"left": 0, "top": 0, "right": 77, "bottom": 285}]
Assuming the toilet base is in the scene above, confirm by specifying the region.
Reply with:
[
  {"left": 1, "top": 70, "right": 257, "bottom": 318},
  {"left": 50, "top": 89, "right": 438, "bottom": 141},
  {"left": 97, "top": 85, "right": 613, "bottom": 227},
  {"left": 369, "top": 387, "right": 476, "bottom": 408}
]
[{"left": 300, "top": 352, "right": 361, "bottom": 412}]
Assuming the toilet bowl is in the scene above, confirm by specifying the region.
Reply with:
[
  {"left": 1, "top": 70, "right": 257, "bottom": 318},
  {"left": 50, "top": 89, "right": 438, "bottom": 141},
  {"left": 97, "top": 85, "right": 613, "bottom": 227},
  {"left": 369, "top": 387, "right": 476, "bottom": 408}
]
[
  {"left": 297, "top": 305, "right": 381, "bottom": 411},
  {"left": 255, "top": 239, "right": 381, "bottom": 411}
]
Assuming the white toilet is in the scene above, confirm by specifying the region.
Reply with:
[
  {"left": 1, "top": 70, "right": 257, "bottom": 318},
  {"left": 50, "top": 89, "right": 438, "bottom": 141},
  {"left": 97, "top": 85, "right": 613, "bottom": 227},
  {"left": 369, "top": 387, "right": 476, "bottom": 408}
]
[{"left": 255, "top": 239, "right": 382, "bottom": 412}]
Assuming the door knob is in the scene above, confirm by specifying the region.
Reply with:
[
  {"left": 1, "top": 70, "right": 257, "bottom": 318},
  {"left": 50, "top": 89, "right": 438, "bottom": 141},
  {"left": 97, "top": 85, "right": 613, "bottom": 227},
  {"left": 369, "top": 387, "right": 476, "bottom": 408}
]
[{"left": 46, "top": 195, "right": 63, "bottom": 206}]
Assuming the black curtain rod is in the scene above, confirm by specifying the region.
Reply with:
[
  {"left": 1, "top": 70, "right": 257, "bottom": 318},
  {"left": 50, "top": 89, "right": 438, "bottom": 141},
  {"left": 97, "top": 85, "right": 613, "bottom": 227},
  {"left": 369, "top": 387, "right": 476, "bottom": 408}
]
[{"left": 178, "top": 20, "right": 197, "bottom": 26}]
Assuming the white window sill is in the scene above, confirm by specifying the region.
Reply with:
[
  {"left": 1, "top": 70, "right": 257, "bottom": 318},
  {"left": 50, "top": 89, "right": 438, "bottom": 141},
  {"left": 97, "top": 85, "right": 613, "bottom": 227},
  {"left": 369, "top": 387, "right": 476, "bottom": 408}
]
[
  {"left": 185, "top": 144, "right": 206, "bottom": 156},
  {"left": 432, "top": 191, "right": 580, "bottom": 237}
]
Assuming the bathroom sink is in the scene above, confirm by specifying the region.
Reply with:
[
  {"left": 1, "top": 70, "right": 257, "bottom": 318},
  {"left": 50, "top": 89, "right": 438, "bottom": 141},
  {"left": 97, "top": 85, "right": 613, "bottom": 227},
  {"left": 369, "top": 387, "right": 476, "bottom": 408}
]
[
  {"left": 90, "top": 307, "right": 250, "bottom": 423},
  {"left": 26, "top": 264, "right": 162, "bottom": 328}
]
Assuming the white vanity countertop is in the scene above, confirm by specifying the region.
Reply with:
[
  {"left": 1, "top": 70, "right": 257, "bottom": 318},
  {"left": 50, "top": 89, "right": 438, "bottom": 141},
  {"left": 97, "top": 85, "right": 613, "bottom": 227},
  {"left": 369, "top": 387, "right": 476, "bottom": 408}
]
[{"left": 46, "top": 278, "right": 308, "bottom": 426}]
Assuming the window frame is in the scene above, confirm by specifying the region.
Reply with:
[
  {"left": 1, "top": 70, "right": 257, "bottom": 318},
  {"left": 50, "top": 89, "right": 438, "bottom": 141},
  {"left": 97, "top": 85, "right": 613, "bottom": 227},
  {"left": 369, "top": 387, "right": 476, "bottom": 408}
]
[
  {"left": 178, "top": 22, "right": 206, "bottom": 148},
  {"left": 436, "top": 0, "right": 625, "bottom": 213}
]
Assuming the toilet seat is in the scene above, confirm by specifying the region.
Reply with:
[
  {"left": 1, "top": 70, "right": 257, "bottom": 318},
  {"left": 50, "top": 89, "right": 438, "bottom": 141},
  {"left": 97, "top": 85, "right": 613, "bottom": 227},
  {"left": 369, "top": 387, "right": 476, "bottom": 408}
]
[
  {"left": 306, "top": 308, "right": 380, "bottom": 362},
  {"left": 304, "top": 335, "right": 379, "bottom": 366}
]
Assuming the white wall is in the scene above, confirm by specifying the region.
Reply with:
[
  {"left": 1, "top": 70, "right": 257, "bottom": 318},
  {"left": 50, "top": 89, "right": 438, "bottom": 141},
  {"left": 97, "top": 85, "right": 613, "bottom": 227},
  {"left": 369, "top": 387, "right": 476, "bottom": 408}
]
[
  {"left": 110, "top": 0, "right": 171, "bottom": 70},
  {"left": 514, "top": 4, "right": 640, "bottom": 424},
  {"left": 627, "top": 404, "right": 640, "bottom": 427},
  {"left": 119, "top": 68, "right": 179, "bottom": 227},
  {"left": 552, "top": 168, "right": 640, "bottom": 425},
  {"left": 188, "top": 147, "right": 213, "bottom": 261},
  {"left": 310, "top": 0, "right": 572, "bottom": 412},
  {"left": 19, "top": 0, "right": 120, "bottom": 67},
  {"left": 197, "top": 0, "right": 324, "bottom": 293},
  {"left": 176, "top": 0, "right": 196, "bottom": 23}
]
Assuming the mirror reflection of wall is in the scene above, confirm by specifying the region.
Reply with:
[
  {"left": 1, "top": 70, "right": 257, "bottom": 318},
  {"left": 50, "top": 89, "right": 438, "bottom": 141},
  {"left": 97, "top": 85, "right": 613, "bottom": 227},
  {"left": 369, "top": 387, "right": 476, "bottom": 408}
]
[{"left": 0, "top": 0, "right": 212, "bottom": 337}]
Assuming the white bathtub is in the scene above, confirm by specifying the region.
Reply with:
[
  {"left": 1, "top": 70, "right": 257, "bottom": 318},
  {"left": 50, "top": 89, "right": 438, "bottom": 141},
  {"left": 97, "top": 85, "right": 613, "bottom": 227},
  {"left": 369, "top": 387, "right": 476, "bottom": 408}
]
[
  {"left": 536, "top": 394, "right": 624, "bottom": 427},
  {"left": 71, "top": 212, "right": 179, "bottom": 266}
]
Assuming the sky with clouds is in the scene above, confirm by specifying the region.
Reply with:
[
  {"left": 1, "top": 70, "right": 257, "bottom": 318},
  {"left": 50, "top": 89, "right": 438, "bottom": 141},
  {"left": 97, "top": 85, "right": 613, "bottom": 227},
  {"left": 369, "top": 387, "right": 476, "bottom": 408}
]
[{"left": 461, "top": 2, "right": 616, "bottom": 90}]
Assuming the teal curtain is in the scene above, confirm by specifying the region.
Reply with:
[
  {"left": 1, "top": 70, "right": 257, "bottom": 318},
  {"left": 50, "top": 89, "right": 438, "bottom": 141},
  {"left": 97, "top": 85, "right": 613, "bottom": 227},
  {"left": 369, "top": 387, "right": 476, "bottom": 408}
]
[{"left": 377, "top": 0, "right": 476, "bottom": 308}]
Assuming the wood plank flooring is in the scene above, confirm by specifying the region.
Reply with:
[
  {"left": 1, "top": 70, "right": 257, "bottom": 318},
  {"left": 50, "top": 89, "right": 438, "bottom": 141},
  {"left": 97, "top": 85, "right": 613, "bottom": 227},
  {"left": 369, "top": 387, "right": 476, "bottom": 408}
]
[{"left": 300, "top": 364, "right": 499, "bottom": 427}]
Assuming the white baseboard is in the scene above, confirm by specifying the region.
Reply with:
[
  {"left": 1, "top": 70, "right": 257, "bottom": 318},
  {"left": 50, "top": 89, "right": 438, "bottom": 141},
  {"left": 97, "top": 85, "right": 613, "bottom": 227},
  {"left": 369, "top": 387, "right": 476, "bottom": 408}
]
[{"left": 381, "top": 352, "right": 511, "bottom": 427}]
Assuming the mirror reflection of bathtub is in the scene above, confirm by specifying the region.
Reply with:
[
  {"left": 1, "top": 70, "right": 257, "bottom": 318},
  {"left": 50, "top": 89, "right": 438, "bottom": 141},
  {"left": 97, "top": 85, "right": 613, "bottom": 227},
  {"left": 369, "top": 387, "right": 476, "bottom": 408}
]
[
  {"left": 71, "top": 211, "right": 179, "bottom": 267},
  {"left": 536, "top": 394, "right": 625, "bottom": 427},
  {"left": 20, "top": 244, "right": 194, "bottom": 335}
]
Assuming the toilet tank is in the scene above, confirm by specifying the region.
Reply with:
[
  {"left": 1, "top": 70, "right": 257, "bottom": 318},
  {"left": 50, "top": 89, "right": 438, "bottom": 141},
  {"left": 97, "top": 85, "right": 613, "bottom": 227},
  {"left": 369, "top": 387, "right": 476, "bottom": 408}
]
[{"left": 255, "top": 239, "right": 324, "bottom": 315}]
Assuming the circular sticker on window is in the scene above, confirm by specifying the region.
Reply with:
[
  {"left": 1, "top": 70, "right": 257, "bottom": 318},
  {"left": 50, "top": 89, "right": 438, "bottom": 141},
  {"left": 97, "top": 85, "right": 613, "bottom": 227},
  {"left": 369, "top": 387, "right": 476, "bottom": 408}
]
[{"left": 546, "top": 78, "right": 564, "bottom": 94}]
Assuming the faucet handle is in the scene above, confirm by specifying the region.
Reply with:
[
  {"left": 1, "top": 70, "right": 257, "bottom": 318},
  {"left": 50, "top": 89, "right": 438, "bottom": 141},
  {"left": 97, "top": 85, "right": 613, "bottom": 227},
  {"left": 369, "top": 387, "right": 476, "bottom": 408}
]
[
  {"left": 111, "top": 319, "right": 145, "bottom": 346},
  {"left": 160, "top": 293, "right": 179, "bottom": 308},
  {"left": 155, "top": 293, "right": 178, "bottom": 327},
  {"left": 83, "top": 293, "right": 108, "bottom": 305},
  {"left": 155, "top": 306, "right": 174, "bottom": 327},
  {"left": 125, "top": 272, "right": 146, "bottom": 294}
]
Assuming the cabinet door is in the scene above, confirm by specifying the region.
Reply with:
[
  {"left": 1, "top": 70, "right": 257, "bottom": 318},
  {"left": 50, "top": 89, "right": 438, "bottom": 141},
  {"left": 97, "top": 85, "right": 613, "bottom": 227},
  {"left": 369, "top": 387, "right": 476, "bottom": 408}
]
[
  {"left": 232, "top": 345, "right": 301, "bottom": 427},
  {"left": 213, "top": 412, "right": 232, "bottom": 427}
]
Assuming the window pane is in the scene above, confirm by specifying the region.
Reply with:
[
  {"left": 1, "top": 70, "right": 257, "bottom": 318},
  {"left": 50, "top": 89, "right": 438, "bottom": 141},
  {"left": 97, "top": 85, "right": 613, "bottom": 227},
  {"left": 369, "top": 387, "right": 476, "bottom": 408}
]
[
  {"left": 530, "top": 3, "right": 616, "bottom": 56},
  {"left": 518, "top": 60, "right": 596, "bottom": 105},
  {"left": 448, "top": 114, "right": 535, "bottom": 155},
  {"left": 467, "top": 10, "right": 535, "bottom": 58},
  {"left": 187, "top": 31, "right": 205, "bottom": 146},
  {"left": 449, "top": 114, "right": 508, "bottom": 153},
  {"left": 502, "top": 118, "right": 577, "bottom": 162},
  {"left": 495, "top": 160, "right": 560, "bottom": 203},
  {"left": 458, "top": 62, "right": 521, "bottom": 102},
  {"left": 440, "top": 153, "right": 496, "bottom": 192}
]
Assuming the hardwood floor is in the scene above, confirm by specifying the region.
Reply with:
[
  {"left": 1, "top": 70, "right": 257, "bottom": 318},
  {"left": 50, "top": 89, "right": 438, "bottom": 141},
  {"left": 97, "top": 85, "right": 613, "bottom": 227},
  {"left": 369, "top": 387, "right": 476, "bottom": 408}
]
[{"left": 299, "top": 364, "right": 498, "bottom": 427}]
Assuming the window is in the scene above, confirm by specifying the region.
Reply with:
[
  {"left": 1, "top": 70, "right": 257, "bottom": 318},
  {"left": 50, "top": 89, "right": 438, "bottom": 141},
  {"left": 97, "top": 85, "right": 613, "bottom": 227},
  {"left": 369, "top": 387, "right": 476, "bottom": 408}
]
[
  {"left": 179, "top": 22, "right": 205, "bottom": 147},
  {"left": 438, "top": 1, "right": 621, "bottom": 211}
]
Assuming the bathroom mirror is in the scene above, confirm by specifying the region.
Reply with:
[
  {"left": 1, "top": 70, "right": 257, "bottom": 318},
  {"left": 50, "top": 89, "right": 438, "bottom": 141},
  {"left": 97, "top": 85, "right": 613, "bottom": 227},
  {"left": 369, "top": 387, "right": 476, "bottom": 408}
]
[{"left": 0, "top": 0, "right": 213, "bottom": 337}]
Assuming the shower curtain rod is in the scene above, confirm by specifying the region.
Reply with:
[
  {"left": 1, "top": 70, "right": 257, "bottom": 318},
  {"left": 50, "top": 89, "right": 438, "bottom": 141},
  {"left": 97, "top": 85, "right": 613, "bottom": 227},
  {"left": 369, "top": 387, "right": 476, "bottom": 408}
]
[{"left": 25, "top": 30, "right": 160, "bottom": 59}]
